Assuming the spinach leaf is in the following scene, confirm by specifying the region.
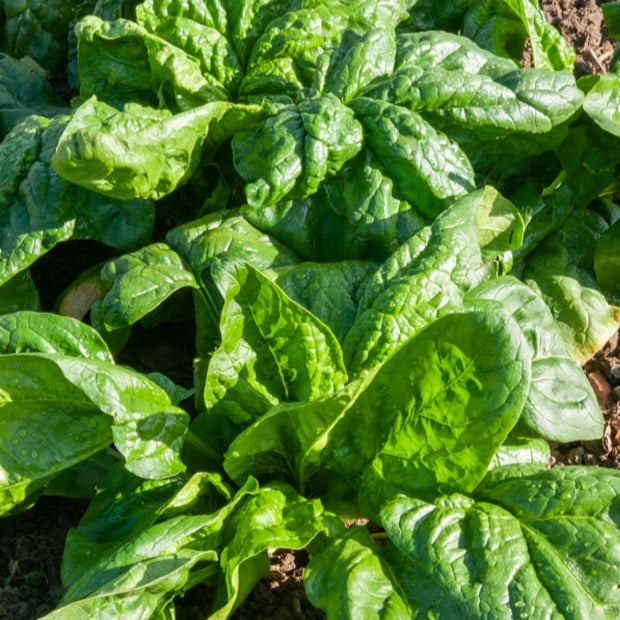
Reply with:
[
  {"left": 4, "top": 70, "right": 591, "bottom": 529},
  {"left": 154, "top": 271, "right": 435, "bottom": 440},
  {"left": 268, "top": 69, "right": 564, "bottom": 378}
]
[
  {"left": 309, "top": 466, "right": 620, "bottom": 619},
  {"left": 205, "top": 261, "right": 348, "bottom": 424},
  {"left": 52, "top": 96, "right": 264, "bottom": 200},
  {"left": 0, "top": 271, "right": 40, "bottom": 313},
  {"left": 0, "top": 53, "right": 67, "bottom": 138},
  {"left": 0, "top": 115, "right": 153, "bottom": 287},
  {"left": 466, "top": 277, "right": 603, "bottom": 441}
]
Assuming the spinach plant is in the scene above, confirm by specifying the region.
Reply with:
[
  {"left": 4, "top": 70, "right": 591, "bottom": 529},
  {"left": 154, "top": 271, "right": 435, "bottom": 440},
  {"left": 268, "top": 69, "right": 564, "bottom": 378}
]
[{"left": 0, "top": 0, "right": 619, "bottom": 617}]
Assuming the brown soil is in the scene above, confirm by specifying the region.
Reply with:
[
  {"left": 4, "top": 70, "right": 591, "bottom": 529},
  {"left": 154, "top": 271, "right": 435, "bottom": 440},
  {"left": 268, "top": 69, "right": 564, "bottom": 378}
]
[
  {"left": 1, "top": 3, "right": 618, "bottom": 619},
  {"left": 541, "top": 0, "right": 617, "bottom": 75},
  {"left": 0, "top": 498, "right": 87, "bottom": 619}
]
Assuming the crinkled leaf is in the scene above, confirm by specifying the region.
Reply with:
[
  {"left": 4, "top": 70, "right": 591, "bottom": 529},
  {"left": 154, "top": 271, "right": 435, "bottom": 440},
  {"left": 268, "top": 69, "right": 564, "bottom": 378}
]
[
  {"left": 274, "top": 261, "right": 379, "bottom": 341},
  {"left": 0, "top": 115, "right": 154, "bottom": 287},
  {"left": 319, "top": 28, "right": 397, "bottom": 103},
  {"left": 136, "top": 0, "right": 244, "bottom": 97},
  {"left": 371, "top": 465, "right": 620, "bottom": 619},
  {"left": 205, "top": 261, "right": 347, "bottom": 424},
  {"left": 75, "top": 15, "right": 229, "bottom": 109},
  {"left": 240, "top": 0, "right": 408, "bottom": 100},
  {"left": 349, "top": 97, "right": 475, "bottom": 219},
  {"left": 330, "top": 310, "right": 530, "bottom": 500},
  {"left": 0, "top": 0, "right": 76, "bottom": 75},
  {"left": 233, "top": 94, "right": 364, "bottom": 209},
  {"left": 97, "top": 243, "right": 198, "bottom": 330},
  {"left": 343, "top": 190, "right": 486, "bottom": 375},
  {"left": 52, "top": 96, "right": 264, "bottom": 200},
  {"left": 166, "top": 209, "right": 300, "bottom": 278}
]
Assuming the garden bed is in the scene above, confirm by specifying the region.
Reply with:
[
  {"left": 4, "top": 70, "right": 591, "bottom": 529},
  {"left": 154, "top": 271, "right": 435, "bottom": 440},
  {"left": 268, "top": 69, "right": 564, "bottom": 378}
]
[{"left": 0, "top": 1, "right": 619, "bottom": 618}]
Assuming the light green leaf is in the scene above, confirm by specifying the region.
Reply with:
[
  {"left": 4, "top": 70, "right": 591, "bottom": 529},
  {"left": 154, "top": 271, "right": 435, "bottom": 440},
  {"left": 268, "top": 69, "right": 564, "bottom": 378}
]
[
  {"left": 583, "top": 74, "right": 620, "bottom": 138},
  {"left": 60, "top": 465, "right": 233, "bottom": 590},
  {"left": 523, "top": 235, "right": 618, "bottom": 363},
  {"left": 0, "top": 355, "right": 112, "bottom": 515},
  {"left": 305, "top": 527, "right": 410, "bottom": 619},
  {"left": 466, "top": 277, "right": 603, "bottom": 441},
  {"left": 489, "top": 437, "right": 551, "bottom": 469},
  {"left": 372, "top": 465, "right": 620, "bottom": 619},
  {"left": 0, "top": 115, "right": 154, "bottom": 287},
  {"left": 343, "top": 190, "right": 485, "bottom": 375},
  {"left": 274, "top": 261, "right": 379, "bottom": 341},
  {"left": 166, "top": 209, "right": 300, "bottom": 278},
  {"left": 75, "top": 15, "right": 229, "bottom": 108},
  {"left": 0, "top": 311, "right": 113, "bottom": 362},
  {"left": 331, "top": 310, "right": 531, "bottom": 500},
  {"left": 97, "top": 243, "right": 198, "bottom": 330},
  {"left": 211, "top": 483, "right": 341, "bottom": 618},
  {"left": 206, "top": 261, "right": 348, "bottom": 424},
  {"left": 52, "top": 96, "right": 264, "bottom": 200}
]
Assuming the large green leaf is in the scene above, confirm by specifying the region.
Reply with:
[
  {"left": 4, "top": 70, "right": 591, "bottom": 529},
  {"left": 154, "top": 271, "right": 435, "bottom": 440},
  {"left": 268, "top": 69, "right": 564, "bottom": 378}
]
[
  {"left": 211, "top": 483, "right": 342, "bottom": 618},
  {"left": 136, "top": 0, "right": 244, "bottom": 97},
  {"left": 349, "top": 97, "right": 475, "bottom": 219},
  {"left": 0, "top": 0, "right": 77, "bottom": 75},
  {"left": 96, "top": 243, "right": 198, "bottom": 330},
  {"left": 523, "top": 235, "right": 618, "bottom": 363},
  {"left": 233, "top": 94, "right": 364, "bottom": 209},
  {"left": 75, "top": 15, "right": 229, "bottom": 109},
  {"left": 0, "top": 115, "right": 154, "bottom": 287},
  {"left": 166, "top": 209, "right": 300, "bottom": 277},
  {"left": 462, "top": 0, "right": 575, "bottom": 70},
  {"left": 466, "top": 277, "right": 603, "bottom": 442},
  {"left": 239, "top": 0, "right": 408, "bottom": 100},
  {"left": 305, "top": 526, "right": 409, "bottom": 619},
  {"left": 374, "top": 466, "right": 620, "bottom": 619},
  {"left": 583, "top": 74, "right": 620, "bottom": 138},
  {"left": 205, "top": 261, "right": 348, "bottom": 424},
  {"left": 49, "top": 478, "right": 260, "bottom": 619},
  {"left": 331, "top": 310, "right": 530, "bottom": 500},
  {"left": 273, "top": 261, "right": 379, "bottom": 341},
  {"left": 60, "top": 466, "right": 233, "bottom": 590},
  {"left": 0, "top": 355, "right": 113, "bottom": 515},
  {"left": 0, "top": 53, "right": 67, "bottom": 138},
  {"left": 342, "top": 189, "right": 486, "bottom": 375},
  {"left": 52, "top": 96, "right": 264, "bottom": 200},
  {"left": 0, "top": 311, "right": 113, "bottom": 361}
]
